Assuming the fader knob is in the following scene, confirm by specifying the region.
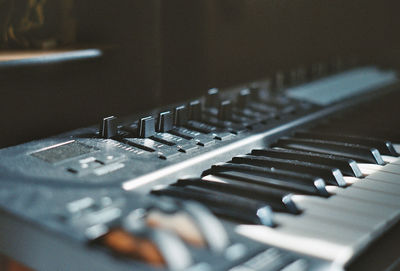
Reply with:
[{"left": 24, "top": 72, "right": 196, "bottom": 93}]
[
  {"left": 237, "top": 89, "right": 251, "bottom": 108},
  {"left": 271, "top": 71, "right": 284, "bottom": 93},
  {"left": 189, "top": 100, "right": 202, "bottom": 121},
  {"left": 157, "top": 111, "right": 174, "bottom": 132},
  {"left": 100, "top": 116, "right": 118, "bottom": 139},
  {"left": 218, "top": 100, "right": 233, "bottom": 121},
  {"left": 139, "top": 116, "right": 156, "bottom": 138},
  {"left": 205, "top": 88, "right": 220, "bottom": 108},
  {"left": 174, "top": 105, "right": 188, "bottom": 126}
]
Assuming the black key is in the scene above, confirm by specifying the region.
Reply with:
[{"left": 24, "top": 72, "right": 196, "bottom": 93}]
[
  {"left": 273, "top": 137, "right": 385, "bottom": 165},
  {"left": 175, "top": 178, "right": 300, "bottom": 214},
  {"left": 203, "top": 170, "right": 329, "bottom": 197},
  {"left": 232, "top": 155, "right": 346, "bottom": 187},
  {"left": 204, "top": 162, "right": 329, "bottom": 196},
  {"left": 252, "top": 148, "right": 362, "bottom": 177},
  {"left": 151, "top": 186, "right": 274, "bottom": 226},
  {"left": 295, "top": 131, "right": 399, "bottom": 157}
]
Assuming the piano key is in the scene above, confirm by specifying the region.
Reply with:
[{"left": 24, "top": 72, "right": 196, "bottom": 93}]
[
  {"left": 377, "top": 162, "right": 400, "bottom": 174},
  {"left": 394, "top": 144, "right": 400, "bottom": 154},
  {"left": 232, "top": 155, "right": 346, "bottom": 187},
  {"left": 351, "top": 178, "right": 400, "bottom": 196},
  {"left": 358, "top": 161, "right": 400, "bottom": 175},
  {"left": 273, "top": 213, "right": 370, "bottom": 241},
  {"left": 202, "top": 173, "right": 385, "bottom": 232},
  {"left": 205, "top": 163, "right": 330, "bottom": 196},
  {"left": 381, "top": 155, "right": 399, "bottom": 163},
  {"left": 366, "top": 170, "right": 400, "bottom": 185},
  {"left": 390, "top": 156, "right": 400, "bottom": 165},
  {"left": 251, "top": 148, "right": 362, "bottom": 177},
  {"left": 202, "top": 170, "right": 329, "bottom": 197},
  {"left": 294, "top": 131, "right": 399, "bottom": 157},
  {"left": 292, "top": 198, "right": 385, "bottom": 231},
  {"left": 292, "top": 195, "right": 400, "bottom": 222},
  {"left": 151, "top": 185, "right": 275, "bottom": 226},
  {"left": 342, "top": 176, "right": 359, "bottom": 185},
  {"left": 273, "top": 137, "right": 385, "bottom": 165},
  {"left": 325, "top": 186, "right": 400, "bottom": 208},
  {"left": 356, "top": 163, "right": 384, "bottom": 175},
  {"left": 236, "top": 225, "right": 358, "bottom": 264},
  {"left": 175, "top": 179, "right": 300, "bottom": 214}
]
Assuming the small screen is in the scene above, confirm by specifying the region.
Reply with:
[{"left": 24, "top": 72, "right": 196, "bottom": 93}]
[{"left": 31, "top": 141, "right": 98, "bottom": 164}]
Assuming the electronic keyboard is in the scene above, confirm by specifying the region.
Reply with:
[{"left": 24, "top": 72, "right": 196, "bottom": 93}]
[{"left": 0, "top": 64, "right": 399, "bottom": 271}]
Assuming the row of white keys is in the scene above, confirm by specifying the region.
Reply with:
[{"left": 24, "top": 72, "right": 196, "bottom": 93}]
[{"left": 236, "top": 153, "right": 400, "bottom": 263}]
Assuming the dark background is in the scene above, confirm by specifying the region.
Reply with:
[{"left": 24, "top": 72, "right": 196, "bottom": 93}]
[{"left": 1, "top": 0, "right": 400, "bottom": 148}]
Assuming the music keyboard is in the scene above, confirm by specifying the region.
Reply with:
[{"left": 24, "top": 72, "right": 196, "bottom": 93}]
[{"left": 0, "top": 65, "right": 399, "bottom": 271}]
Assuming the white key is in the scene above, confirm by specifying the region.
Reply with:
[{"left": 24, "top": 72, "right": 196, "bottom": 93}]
[
  {"left": 367, "top": 171, "right": 400, "bottom": 185},
  {"left": 379, "top": 163, "right": 400, "bottom": 174},
  {"left": 236, "top": 225, "right": 356, "bottom": 264},
  {"left": 352, "top": 178, "right": 400, "bottom": 196},
  {"left": 326, "top": 186, "right": 400, "bottom": 208},
  {"left": 391, "top": 157, "right": 400, "bottom": 166},
  {"left": 294, "top": 198, "right": 386, "bottom": 231},
  {"left": 357, "top": 162, "right": 400, "bottom": 176},
  {"left": 343, "top": 176, "right": 359, "bottom": 184},
  {"left": 292, "top": 195, "right": 398, "bottom": 221},
  {"left": 274, "top": 213, "right": 370, "bottom": 240},
  {"left": 381, "top": 155, "right": 399, "bottom": 163},
  {"left": 357, "top": 163, "right": 384, "bottom": 175},
  {"left": 393, "top": 144, "right": 400, "bottom": 154}
]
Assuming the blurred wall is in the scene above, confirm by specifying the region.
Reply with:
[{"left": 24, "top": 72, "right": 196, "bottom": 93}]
[{"left": 1, "top": 0, "right": 400, "bottom": 148}]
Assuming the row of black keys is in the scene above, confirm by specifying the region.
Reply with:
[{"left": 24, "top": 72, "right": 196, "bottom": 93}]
[{"left": 151, "top": 130, "right": 398, "bottom": 226}]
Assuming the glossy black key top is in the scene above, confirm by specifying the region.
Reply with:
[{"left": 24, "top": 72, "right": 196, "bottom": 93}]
[
  {"left": 232, "top": 155, "right": 346, "bottom": 186},
  {"left": 204, "top": 162, "right": 329, "bottom": 196},
  {"left": 251, "top": 148, "right": 363, "bottom": 177},
  {"left": 151, "top": 186, "right": 274, "bottom": 226},
  {"left": 295, "top": 131, "right": 399, "bottom": 157},
  {"left": 203, "top": 170, "right": 329, "bottom": 197},
  {"left": 175, "top": 178, "right": 300, "bottom": 214},
  {"left": 273, "top": 137, "right": 385, "bottom": 165}
]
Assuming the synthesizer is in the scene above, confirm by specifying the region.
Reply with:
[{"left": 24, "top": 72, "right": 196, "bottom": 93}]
[{"left": 0, "top": 64, "right": 399, "bottom": 271}]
